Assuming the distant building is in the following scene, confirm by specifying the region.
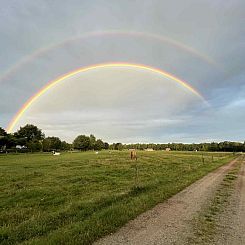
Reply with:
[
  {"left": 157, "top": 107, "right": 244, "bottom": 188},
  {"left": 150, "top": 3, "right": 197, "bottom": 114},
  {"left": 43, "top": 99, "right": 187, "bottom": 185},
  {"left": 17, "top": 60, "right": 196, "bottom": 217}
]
[
  {"left": 165, "top": 148, "right": 171, "bottom": 151},
  {"left": 145, "top": 148, "right": 154, "bottom": 151}
]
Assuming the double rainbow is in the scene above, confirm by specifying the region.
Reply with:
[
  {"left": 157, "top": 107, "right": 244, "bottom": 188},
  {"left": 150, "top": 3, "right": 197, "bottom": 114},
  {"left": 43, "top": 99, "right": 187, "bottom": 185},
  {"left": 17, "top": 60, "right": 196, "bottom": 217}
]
[{"left": 7, "top": 63, "right": 206, "bottom": 133}]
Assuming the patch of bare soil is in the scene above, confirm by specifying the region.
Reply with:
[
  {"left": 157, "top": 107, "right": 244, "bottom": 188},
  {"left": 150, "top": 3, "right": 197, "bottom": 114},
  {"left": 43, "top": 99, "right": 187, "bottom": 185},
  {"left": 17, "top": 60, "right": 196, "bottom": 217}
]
[{"left": 94, "top": 158, "right": 238, "bottom": 245}]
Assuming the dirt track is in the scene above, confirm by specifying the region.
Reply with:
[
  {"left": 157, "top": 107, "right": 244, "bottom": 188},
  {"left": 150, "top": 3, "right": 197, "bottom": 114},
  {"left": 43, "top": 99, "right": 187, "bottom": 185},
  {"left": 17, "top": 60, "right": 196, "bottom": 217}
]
[
  {"left": 94, "top": 158, "right": 241, "bottom": 245},
  {"left": 215, "top": 156, "right": 245, "bottom": 245}
]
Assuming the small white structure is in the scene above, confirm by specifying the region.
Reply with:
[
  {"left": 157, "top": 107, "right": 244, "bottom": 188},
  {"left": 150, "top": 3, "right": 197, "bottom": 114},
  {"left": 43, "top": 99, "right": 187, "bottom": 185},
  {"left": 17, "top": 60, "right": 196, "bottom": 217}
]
[
  {"left": 145, "top": 148, "right": 154, "bottom": 151},
  {"left": 95, "top": 151, "right": 99, "bottom": 154},
  {"left": 52, "top": 151, "right": 61, "bottom": 156},
  {"left": 165, "top": 148, "right": 171, "bottom": 151},
  {"left": 16, "top": 145, "right": 26, "bottom": 149}
]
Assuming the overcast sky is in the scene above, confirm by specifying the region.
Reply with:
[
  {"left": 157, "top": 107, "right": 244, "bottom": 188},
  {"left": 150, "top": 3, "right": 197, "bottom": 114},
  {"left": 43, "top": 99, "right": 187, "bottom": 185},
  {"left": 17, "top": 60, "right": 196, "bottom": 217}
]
[{"left": 0, "top": 0, "right": 244, "bottom": 143}]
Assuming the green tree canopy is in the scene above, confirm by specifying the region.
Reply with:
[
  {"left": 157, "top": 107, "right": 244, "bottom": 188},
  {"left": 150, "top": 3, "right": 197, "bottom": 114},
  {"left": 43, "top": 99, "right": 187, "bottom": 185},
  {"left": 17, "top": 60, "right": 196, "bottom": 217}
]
[
  {"left": 61, "top": 141, "right": 71, "bottom": 151},
  {"left": 104, "top": 142, "right": 109, "bottom": 150},
  {"left": 15, "top": 124, "right": 44, "bottom": 141},
  {"left": 43, "top": 137, "right": 62, "bottom": 151},
  {"left": 0, "top": 127, "right": 7, "bottom": 136},
  {"left": 26, "top": 140, "right": 42, "bottom": 152},
  {"left": 114, "top": 143, "right": 123, "bottom": 150},
  {"left": 73, "top": 135, "right": 90, "bottom": 151},
  {"left": 94, "top": 139, "right": 104, "bottom": 150},
  {"left": 0, "top": 134, "right": 16, "bottom": 149},
  {"left": 89, "top": 134, "right": 96, "bottom": 150}
]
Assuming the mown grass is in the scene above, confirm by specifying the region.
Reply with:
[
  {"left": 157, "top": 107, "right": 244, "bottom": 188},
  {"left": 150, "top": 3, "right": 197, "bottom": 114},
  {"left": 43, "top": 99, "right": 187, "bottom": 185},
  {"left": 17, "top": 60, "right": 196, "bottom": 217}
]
[
  {"left": 0, "top": 151, "right": 234, "bottom": 244},
  {"left": 187, "top": 156, "right": 242, "bottom": 244}
]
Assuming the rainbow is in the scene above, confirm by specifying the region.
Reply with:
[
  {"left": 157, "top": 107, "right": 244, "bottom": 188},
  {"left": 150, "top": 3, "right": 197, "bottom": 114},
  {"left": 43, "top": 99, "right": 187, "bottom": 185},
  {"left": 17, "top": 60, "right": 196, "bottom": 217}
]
[
  {"left": 0, "top": 30, "right": 220, "bottom": 84},
  {"left": 7, "top": 63, "right": 207, "bottom": 133}
]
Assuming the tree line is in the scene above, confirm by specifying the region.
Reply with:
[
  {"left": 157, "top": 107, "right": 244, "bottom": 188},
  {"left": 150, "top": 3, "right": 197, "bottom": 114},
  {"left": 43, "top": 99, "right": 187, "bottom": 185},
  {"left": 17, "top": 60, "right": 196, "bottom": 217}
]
[
  {"left": 118, "top": 142, "right": 245, "bottom": 152},
  {"left": 0, "top": 124, "right": 108, "bottom": 153},
  {"left": 0, "top": 124, "right": 244, "bottom": 153}
]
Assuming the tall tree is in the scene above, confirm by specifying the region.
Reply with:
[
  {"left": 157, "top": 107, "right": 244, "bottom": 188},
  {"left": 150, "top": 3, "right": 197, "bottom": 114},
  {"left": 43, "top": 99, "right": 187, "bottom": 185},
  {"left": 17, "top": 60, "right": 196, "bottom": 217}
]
[
  {"left": 15, "top": 124, "right": 44, "bottom": 141},
  {"left": 0, "top": 127, "right": 7, "bottom": 136},
  {"left": 0, "top": 127, "right": 7, "bottom": 150},
  {"left": 43, "top": 137, "right": 62, "bottom": 151},
  {"left": 0, "top": 134, "right": 16, "bottom": 149},
  {"left": 61, "top": 141, "right": 71, "bottom": 151},
  {"left": 26, "top": 140, "right": 42, "bottom": 152},
  {"left": 73, "top": 135, "right": 90, "bottom": 151},
  {"left": 114, "top": 143, "right": 123, "bottom": 150},
  {"left": 94, "top": 139, "right": 104, "bottom": 150},
  {"left": 89, "top": 134, "right": 96, "bottom": 150},
  {"left": 104, "top": 142, "right": 109, "bottom": 150}
]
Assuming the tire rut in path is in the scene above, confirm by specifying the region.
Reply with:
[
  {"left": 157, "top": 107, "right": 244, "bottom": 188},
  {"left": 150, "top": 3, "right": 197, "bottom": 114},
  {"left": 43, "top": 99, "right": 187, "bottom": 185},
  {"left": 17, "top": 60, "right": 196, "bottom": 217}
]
[{"left": 94, "top": 158, "right": 238, "bottom": 245}]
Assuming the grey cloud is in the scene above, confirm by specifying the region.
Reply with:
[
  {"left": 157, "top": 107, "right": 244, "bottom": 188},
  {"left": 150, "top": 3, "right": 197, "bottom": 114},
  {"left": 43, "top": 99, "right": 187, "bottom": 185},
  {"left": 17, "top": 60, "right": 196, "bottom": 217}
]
[{"left": 0, "top": 0, "right": 244, "bottom": 142}]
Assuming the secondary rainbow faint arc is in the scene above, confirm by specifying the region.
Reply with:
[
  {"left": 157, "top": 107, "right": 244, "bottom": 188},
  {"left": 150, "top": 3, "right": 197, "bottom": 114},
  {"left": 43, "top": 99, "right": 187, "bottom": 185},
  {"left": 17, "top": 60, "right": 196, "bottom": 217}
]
[
  {"left": 0, "top": 30, "right": 221, "bottom": 83},
  {"left": 7, "top": 63, "right": 206, "bottom": 133}
]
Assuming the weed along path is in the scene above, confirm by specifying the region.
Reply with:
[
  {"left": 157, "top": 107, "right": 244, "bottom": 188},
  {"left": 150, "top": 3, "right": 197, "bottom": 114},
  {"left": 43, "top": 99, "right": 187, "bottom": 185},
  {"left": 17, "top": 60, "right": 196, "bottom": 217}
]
[{"left": 94, "top": 157, "right": 240, "bottom": 245}]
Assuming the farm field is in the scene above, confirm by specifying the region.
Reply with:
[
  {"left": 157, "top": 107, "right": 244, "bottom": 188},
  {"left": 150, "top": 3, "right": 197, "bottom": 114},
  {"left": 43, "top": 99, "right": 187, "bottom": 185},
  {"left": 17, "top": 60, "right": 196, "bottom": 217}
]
[{"left": 0, "top": 151, "right": 235, "bottom": 244}]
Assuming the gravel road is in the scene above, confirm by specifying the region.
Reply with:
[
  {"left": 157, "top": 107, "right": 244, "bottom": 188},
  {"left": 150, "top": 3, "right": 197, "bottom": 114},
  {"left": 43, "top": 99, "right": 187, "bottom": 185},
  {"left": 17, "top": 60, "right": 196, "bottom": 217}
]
[
  {"left": 215, "top": 156, "right": 245, "bottom": 245},
  {"left": 94, "top": 158, "right": 239, "bottom": 245}
]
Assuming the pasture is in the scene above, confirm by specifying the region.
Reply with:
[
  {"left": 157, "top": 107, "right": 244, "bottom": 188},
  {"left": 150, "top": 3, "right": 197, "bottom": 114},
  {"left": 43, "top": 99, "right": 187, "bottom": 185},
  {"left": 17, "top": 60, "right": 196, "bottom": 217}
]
[{"left": 0, "top": 151, "right": 234, "bottom": 244}]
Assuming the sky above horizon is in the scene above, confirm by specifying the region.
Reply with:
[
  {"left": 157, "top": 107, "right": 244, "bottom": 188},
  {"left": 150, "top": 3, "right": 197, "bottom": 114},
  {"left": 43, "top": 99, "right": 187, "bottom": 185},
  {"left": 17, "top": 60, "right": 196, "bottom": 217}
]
[{"left": 0, "top": 0, "right": 244, "bottom": 143}]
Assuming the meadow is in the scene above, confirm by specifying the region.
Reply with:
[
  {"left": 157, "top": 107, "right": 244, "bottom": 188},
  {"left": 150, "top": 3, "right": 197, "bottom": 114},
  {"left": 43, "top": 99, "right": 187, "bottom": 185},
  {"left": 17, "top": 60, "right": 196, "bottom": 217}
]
[{"left": 0, "top": 151, "right": 235, "bottom": 244}]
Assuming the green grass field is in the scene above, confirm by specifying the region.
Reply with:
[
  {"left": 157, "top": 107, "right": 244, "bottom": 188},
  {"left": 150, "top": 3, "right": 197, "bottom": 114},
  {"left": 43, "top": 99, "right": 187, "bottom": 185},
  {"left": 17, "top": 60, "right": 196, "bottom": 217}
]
[{"left": 0, "top": 151, "right": 235, "bottom": 244}]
